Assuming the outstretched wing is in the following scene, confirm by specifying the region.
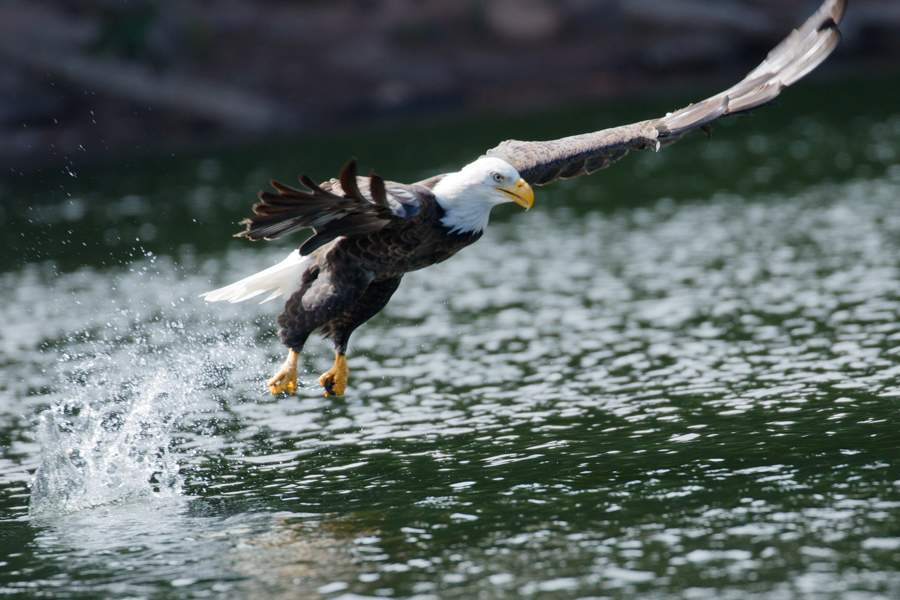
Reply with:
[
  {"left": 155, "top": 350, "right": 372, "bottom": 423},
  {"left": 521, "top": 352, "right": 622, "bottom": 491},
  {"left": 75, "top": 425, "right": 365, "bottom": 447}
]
[
  {"left": 485, "top": 0, "right": 846, "bottom": 186},
  {"left": 236, "top": 159, "right": 422, "bottom": 255}
]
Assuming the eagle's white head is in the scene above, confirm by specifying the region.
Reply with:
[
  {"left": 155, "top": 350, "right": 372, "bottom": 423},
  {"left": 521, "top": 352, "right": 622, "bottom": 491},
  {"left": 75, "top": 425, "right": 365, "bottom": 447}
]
[{"left": 432, "top": 157, "right": 534, "bottom": 234}]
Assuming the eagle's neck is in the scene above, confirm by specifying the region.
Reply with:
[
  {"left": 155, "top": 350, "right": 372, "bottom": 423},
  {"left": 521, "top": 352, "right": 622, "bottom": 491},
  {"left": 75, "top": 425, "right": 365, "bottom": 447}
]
[{"left": 431, "top": 172, "right": 496, "bottom": 234}]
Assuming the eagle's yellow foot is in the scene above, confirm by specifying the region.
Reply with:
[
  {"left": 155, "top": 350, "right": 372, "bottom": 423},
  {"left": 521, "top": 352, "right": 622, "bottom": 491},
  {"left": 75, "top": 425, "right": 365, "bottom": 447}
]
[
  {"left": 268, "top": 350, "right": 299, "bottom": 394},
  {"left": 318, "top": 353, "right": 348, "bottom": 397}
]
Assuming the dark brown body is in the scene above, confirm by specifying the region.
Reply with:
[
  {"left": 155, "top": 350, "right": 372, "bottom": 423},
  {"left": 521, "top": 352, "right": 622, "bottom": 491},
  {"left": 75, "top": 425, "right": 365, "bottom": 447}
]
[{"left": 269, "top": 178, "right": 482, "bottom": 356}]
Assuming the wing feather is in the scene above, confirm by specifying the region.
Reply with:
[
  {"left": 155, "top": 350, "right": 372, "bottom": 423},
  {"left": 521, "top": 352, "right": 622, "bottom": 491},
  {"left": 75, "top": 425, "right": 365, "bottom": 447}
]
[
  {"left": 368, "top": 169, "right": 389, "bottom": 208},
  {"left": 235, "top": 158, "right": 422, "bottom": 255},
  {"left": 485, "top": 0, "right": 845, "bottom": 186}
]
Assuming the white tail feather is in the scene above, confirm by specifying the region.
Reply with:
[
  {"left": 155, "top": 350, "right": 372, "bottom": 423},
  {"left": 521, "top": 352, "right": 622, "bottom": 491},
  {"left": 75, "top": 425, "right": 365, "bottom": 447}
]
[{"left": 201, "top": 249, "right": 309, "bottom": 304}]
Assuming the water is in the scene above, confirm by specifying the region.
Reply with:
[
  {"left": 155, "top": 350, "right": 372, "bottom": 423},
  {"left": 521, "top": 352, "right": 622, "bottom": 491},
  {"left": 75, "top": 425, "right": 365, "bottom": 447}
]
[{"left": 1, "top": 76, "right": 899, "bottom": 599}]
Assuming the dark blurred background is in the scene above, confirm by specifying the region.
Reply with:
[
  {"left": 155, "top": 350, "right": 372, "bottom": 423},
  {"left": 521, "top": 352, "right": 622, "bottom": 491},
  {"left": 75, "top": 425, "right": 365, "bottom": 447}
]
[{"left": 1, "top": 0, "right": 898, "bottom": 174}]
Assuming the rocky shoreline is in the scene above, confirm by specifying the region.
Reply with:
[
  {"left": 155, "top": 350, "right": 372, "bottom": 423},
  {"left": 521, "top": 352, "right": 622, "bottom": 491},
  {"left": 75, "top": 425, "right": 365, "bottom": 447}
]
[{"left": 2, "top": 0, "right": 898, "bottom": 174}]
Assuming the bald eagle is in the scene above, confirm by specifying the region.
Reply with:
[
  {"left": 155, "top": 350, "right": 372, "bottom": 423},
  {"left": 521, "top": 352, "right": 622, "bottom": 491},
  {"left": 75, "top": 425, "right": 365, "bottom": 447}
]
[{"left": 203, "top": 0, "right": 845, "bottom": 397}]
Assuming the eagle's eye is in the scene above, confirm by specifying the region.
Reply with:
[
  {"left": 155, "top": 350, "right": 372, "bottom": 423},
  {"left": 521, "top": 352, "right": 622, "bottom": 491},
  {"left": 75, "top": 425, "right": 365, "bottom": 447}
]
[{"left": 492, "top": 173, "right": 505, "bottom": 183}]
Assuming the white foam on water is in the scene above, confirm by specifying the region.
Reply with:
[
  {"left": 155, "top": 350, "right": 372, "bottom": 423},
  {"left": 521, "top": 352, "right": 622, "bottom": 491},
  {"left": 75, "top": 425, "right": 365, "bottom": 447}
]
[
  {"left": 28, "top": 345, "right": 200, "bottom": 515},
  {"left": 26, "top": 251, "right": 275, "bottom": 516},
  {"left": 28, "top": 329, "right": 270, "bottom": 515}
]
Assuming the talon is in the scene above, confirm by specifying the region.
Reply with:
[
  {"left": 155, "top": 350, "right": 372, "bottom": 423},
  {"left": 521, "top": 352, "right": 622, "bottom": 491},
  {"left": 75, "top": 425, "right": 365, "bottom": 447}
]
[
  {"left": 268, "top": 350, "right": 299, "bottom": 395},
  {"left": 322, "top": 378, "right": 336, "bottom": 397},
  {"left": 318, "top": 353, "right": 348, "bottom": 397}
]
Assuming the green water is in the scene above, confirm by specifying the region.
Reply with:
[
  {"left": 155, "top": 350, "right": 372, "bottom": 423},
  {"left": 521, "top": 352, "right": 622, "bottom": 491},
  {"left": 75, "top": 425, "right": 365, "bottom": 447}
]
[{"left": 1, "top": 75, "right": 899, "bottom": 599}]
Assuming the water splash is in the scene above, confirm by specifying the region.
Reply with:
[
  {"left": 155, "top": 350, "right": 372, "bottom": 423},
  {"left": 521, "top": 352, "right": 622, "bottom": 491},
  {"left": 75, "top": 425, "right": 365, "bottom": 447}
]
[
  {"left": 28, "top": 348, "right": 192, "bottom": 515},
  {"left": 27, "top": 325, "right": 268, "bottom": 517},
  {"left": 26, "top": 254, "right": 269, "bottom": 516}
]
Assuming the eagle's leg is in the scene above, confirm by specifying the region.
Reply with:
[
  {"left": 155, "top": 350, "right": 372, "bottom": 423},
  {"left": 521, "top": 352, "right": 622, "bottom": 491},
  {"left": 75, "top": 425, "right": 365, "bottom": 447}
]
[
  {"left": 268, "top": 349, "right": 299, "bottom": 394},
  {"left": 316, "top": 276, "right": 403, "bottom": 397},
  {"left": 318, "top": 352, "right": 348, "bottom": 397}
]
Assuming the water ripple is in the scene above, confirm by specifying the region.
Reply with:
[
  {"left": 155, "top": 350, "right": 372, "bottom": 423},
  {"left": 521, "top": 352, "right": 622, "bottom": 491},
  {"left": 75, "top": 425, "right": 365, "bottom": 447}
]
[{"left": 2, "top": 140, "right": 900, "bottom": 597}]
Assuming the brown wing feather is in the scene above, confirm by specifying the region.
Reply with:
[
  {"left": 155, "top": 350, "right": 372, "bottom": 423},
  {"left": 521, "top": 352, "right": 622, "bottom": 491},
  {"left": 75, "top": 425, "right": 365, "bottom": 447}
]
[
  {"left": 368, "top": 170, "right": 389, "bottom": 208},
  {"left": 485, "top": 0, "right": 846, "bottom": 186},
  {"left": 236, "top": 158, "right": 414, "bottom": 255}
]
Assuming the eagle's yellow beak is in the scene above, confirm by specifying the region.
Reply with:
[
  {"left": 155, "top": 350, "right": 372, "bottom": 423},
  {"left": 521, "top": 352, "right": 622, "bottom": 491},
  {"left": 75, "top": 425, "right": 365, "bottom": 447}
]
[{"left": 496, "top": 178, "right": 534, "bottom": 210}]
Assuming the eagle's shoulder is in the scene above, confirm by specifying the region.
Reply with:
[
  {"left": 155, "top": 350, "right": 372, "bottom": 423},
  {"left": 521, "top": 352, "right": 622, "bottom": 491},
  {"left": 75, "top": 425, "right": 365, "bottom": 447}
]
[{"left": 328, "top": 176, "right": 430, "bottom": 220}]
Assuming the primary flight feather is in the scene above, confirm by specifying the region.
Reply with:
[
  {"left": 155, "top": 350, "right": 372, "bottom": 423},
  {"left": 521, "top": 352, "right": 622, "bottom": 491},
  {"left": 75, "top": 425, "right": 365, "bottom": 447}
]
[{"left": 203, "top": 0, "right": 846, "bottom": 397}]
